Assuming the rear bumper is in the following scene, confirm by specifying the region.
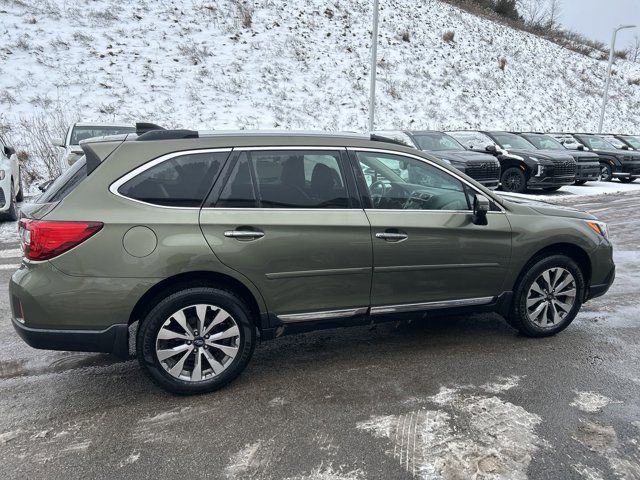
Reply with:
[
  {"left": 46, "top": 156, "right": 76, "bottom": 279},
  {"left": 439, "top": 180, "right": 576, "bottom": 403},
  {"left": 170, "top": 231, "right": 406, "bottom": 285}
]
[{"left": 11, "top": 318, "right": 130, "bottom": 357}]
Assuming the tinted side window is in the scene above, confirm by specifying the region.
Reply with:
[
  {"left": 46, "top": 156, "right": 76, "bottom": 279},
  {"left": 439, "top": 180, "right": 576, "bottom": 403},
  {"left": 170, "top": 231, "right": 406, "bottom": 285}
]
[
  {"left": 38, "top": 156, "right": 87, "bottom": 203},
  {"left": 119, "top": 151, "right": 228, "bottom": 207},
  {"left": 356, "top": 151, "right": 470, "bottom": 211},
  {"left": 251, "top": 150, "right": 348, "bottom": 208},
  {"left": 216, "top": 153, "right": 257, "bottom": 208}
]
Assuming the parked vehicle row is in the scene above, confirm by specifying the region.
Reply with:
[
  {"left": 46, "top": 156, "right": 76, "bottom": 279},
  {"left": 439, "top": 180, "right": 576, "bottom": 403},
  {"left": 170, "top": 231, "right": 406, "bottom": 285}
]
[
  {"left": 11, "top": 126, "right": 616, "bottom": 393},
  {"left": 374, "top": 129, "right": 640, "bottom": 193}
]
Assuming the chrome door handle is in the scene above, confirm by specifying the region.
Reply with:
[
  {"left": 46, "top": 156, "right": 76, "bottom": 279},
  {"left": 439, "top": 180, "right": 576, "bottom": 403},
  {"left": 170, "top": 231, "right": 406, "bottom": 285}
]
[
  {"left": 224, "top": 230, "right": 265, "bottom": 239},
  {"left": 375, "top": 232, "right": 408, "bottom": 241}
]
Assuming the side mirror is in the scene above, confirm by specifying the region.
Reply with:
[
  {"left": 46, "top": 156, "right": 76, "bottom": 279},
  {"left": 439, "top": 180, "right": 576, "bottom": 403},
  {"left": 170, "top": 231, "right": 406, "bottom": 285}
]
[
  {"left": 3, "top": 145, "right": 15, "bottom": 157},
  {"left": 51, "top": 137, "right": 64, "bottom": 148},
  {"left": 485, "top": 144, "right": 497, "bottom": 154},
  {"left": 621, "top": 145, "right": 629, "bottom": 150},
  {"left": 472, "top": 194, "right": 490, "bottom": 225},
  {"left": 576, "top": 145, "right": 585, "bottom": 151}
]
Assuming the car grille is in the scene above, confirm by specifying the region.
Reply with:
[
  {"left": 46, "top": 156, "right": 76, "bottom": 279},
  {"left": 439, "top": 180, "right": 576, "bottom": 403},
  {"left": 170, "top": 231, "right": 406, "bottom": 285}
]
[
  {"left": 551, "top": 160, "right": 577, "bottom": 177},
  {"left": 465, "top": 161, "right": 500, "bottom": 181}
]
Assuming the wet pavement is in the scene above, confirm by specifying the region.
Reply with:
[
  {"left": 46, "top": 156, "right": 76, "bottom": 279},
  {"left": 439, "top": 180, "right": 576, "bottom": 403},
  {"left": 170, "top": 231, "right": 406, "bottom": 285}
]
[{"left": 0, "top": 192, "right": 639, "bottom": 479}]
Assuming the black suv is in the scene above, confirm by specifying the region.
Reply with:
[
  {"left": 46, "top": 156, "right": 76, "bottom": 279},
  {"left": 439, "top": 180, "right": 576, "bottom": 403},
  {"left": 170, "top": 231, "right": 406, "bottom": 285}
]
[
  {"left": 448, "top": 131, "right": 576, "bottom": 193},
  {"left": 553, "top": 133, "right": 640, "bottom": 183},
  {"left": 373, "top": 130, "right": 501, "bottom": 189},
  {"left": 517, "top": 133, "right": 600, "bottom": 185},
  {"left": 601, "top": 134, "right": 640, "bottom": 152}
]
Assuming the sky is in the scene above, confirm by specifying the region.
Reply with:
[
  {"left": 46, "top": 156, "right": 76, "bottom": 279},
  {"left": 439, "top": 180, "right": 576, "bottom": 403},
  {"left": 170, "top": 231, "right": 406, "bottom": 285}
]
[{"left": 559, "top": 0, "right": 639, "bottom": 47}]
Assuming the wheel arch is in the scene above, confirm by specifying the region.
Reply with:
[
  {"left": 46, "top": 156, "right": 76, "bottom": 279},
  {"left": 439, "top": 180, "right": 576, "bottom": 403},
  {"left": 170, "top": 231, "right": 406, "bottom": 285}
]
[
  {"left": 128, "top": 271, "right": 267, "bottom": 331},
  {"left": 514, "top": 242, "right": 592, "bottom": 292}
]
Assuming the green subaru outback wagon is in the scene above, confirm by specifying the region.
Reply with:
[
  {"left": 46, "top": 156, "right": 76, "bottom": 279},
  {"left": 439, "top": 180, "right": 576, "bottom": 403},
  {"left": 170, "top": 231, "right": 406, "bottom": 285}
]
[{"left": 10, "top": 127, "right": 615, "bottom": 394}]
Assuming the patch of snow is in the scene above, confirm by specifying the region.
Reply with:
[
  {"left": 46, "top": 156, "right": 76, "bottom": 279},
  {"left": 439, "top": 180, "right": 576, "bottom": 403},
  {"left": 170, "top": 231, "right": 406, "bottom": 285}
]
[
  {"left": 480, "top": 375, "right": 520, "bottom": 393},
  {"left": 285, "top": 465, "right": 365, "bottom": 480},
  {"left": 357, "top": 385, "right": 543, "bottom": 479},
  {"left": 571, "top": 391, "right": 616, "bottom": 413},
  {"left": 119, "top": 452, "right": 141, "bottom": 467},
  {"left": 225, "top": 441, "right": 267, "bottom": 479}
]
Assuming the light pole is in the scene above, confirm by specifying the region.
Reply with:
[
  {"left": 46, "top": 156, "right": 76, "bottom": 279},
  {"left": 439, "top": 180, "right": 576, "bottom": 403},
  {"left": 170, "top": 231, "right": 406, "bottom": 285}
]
[
  {"left": 368, "top": 0, "right": 380, "bottom": 132},
  {"left": 598, "top": 24, "right": 636, "bottom": 133}
]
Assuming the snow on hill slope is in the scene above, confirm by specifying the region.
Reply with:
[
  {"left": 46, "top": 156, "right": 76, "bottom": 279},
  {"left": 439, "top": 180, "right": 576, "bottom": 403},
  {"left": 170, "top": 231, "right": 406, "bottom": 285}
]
[{"left": 2, "top": 0, "right": 640, "bottom": 135}]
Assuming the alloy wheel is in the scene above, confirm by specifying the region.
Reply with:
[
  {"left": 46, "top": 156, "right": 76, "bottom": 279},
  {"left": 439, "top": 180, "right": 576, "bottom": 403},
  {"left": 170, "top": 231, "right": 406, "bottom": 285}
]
[
  {"left": 526, "top": 267, "right": 577, "bottom": 328},
  {"left": 503, "top": 171, "right": 523, "bottom": 192},
  {"left": 155, "top": 304, "right": 240, "bottom": 382}
]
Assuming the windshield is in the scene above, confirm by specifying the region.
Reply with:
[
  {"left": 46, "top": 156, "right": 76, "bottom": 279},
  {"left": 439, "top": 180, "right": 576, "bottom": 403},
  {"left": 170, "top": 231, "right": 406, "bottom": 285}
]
[
  {"left": 447, "top": 131, "right": 495, "bottom": 150},
  {"left": 491, "top": 133, "right": 536, "bottom": 150},
  {"left": 624, "top": 136, "right": 640, "bottom": 149},
  {"left": 522, "top": 134, "right": 565, "bottom": 150},
  {"left": 411, "top": 133, "right": 465, "bottom": 152},
  {"left": 577, "top": 135, "right": 617, "bottom": 150},
  {"left": 70, "top": 126, "right": 135, "bottom": 145}
]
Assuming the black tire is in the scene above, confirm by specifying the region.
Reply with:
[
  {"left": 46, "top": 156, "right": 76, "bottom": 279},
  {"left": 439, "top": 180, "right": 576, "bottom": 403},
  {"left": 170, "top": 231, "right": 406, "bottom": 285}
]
[
  {"left": 543, "top": 186, "right": 561, "bottom": 192},
  {"left": 600, "top": 163, "right": 613, "bottom": 182},
  {"left": 500, "top": 167, "right": 527, "bottom": 193},
  {"left": 15, "top": 174, "right": 23, "bottom": 202},
  {"left": 619, "top": 177, "right": 635, "bottom": 183},
  {"left": 137, "top": 287, "right": 256, "bottom": 395},
  {"left": 1, "top": 184, "right": 18, "bottom": 221},
  {"left": 507, "top": 254, "right": 585, "bottom": 337},
  {"left": 574, "top": 180, "right": 587, "bottom": 186}
]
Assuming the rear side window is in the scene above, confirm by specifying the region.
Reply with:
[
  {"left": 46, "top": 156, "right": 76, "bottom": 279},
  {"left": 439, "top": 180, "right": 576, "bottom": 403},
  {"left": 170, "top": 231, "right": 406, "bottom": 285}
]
[
  {"left": 216, "top": 150, "right": 348, "bottom": 209},
  {"left": 37, "top": 156, "right": 88, "bottom": 203},
  {"left": 119, "top": 151, "right": 229, "bottom": 207}
]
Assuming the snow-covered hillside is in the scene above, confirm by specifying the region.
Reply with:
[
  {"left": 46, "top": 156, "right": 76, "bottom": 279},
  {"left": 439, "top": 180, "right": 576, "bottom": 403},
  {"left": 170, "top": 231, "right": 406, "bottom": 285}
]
[{"left": 2, "top": 0, "right": 640, "bottom": 135}]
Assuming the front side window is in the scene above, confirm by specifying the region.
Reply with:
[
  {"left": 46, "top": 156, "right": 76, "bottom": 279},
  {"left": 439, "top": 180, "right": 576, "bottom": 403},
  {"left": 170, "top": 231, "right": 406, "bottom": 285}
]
[
  {"left": 625, "top": 136, "right": 640, "bottom": 149},
  {"left": 119, "top": 151, "right": 228, "bottom": 207},
  {"left": 356, "top": 151, "right": 470, "bottom": 211},
  {"left": 578, "top": 135, "right": 616, "bottom": 150},
  {"left": 220, "top": 150, "right": 349, "bottom": 209}
]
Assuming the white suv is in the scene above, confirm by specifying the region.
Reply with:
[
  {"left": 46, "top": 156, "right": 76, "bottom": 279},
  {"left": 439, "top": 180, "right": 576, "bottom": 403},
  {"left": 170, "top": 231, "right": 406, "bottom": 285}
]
[
  {"left": 0, "top": 135, "right": 23, "bottom": 220},
  {"left": 53, "top": 123, "right": 136, "bottom": 170}
]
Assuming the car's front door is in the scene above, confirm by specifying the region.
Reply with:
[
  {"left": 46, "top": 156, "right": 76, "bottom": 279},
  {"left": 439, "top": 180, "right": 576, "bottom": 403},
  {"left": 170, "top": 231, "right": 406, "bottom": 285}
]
[
  {"left": 199, "top": 148, "right": 372, "bottom": 322},
  {"left": 351, "top": 148, "right": 512, "bottom": 314}
]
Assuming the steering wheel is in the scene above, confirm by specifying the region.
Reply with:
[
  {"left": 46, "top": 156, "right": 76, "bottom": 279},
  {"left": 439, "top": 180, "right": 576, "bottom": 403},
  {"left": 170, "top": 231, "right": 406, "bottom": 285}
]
[{"left": 370, "top": 180, "right": 390, "bottom": 207}]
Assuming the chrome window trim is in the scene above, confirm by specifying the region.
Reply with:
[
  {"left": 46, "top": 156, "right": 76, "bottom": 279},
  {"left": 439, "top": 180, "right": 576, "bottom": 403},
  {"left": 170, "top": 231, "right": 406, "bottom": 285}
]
[
  {"left": 108, "top": 148, "right": 233, "bottom": 210},
  {"left": 278, "top": 307, "right": 368, "bottom": 323},
  {"left": 370, "top": 296, "right": 494, "bottom": 315},
  {"left": 349, "top": 147, "right": 506, "bottom": 213}
]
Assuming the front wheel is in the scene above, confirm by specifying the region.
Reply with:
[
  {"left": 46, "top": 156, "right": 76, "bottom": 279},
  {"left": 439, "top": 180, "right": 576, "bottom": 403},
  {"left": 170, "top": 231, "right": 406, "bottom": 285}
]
[
  {"left": 507, "top": 254, "right": 585, "bottom": 337},
  {"left": 500, "top": 167, "right": 527, "bottom": 193},
  {"left": 600, "top": 164, "right": 613, "bottom": 182},
  {"left": 137, "top": 287, "right": 256, "bottom": 394},
  {"left": 619, "top": 177, "right": 636, "bottom": 183}
]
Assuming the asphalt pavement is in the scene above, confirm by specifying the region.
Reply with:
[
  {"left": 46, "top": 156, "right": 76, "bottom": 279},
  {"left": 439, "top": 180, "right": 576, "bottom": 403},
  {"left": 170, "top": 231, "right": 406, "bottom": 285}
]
[{"left": 0, "top": 192, "right": 638, "bottom": 480}]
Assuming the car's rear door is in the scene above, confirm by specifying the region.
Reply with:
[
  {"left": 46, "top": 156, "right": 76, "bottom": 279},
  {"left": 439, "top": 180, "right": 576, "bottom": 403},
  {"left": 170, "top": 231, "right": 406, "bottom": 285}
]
[
  {"left": 199, "top": 147, "right": 372, "bottom": 322},
  {"left": 350, "top": 148, "right": 512, "bottom": 314}
]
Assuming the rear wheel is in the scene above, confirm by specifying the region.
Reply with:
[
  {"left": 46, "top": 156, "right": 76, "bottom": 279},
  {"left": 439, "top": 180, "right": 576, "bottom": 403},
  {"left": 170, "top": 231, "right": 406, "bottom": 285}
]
[
  {"left": 500, "top": 167, "right": 527, "bottom": 193},
  {"left": 619, "top": 177, "right": 635, "bottom": 183},
  {"left": 137, "top": 287, "right": 256, "bottom": 394},
  {"left": 507, "top": 254, "right": 584, "bottom": 337},
  {"left": 600, "top": 164, "right": 613, "bottom": 182}
]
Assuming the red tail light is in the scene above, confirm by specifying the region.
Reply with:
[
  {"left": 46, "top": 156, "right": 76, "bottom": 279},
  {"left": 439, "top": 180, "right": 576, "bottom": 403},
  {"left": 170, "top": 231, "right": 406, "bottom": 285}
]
[{"left": 18, "top": 219, "right": 103, "bottom": 261}]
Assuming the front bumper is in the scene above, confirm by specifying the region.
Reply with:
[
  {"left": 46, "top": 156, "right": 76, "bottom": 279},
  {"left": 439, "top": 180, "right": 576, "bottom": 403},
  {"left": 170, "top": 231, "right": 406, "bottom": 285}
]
[
  {"left": 614, "top": 160, "right": 640, "bottom": 179},
  {"left": 575, "top": 162, "right": 600, "bottom": 182},
  {"left": 527, "top": 175, "right": 575, "bottom": 188},
  {"left": 585, "top": 264, "right": 615, "bottom": 301}
]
